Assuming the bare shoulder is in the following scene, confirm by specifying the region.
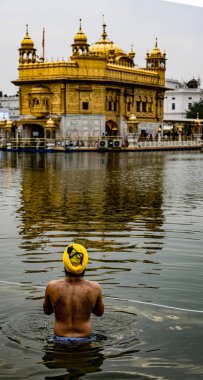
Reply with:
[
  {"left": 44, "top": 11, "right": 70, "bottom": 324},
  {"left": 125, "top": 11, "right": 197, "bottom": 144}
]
[
  {"left": 45, "top": 279, "right": 64, "bottom": 291},
  {"left": 84, "top": 280, "right": 102, "bottom": 292}
]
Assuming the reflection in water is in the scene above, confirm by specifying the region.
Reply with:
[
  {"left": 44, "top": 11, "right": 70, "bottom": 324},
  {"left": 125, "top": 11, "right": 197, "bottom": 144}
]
[
  {"left": 43, "top": 343, "right": 104, "bottom": 379},
  {"left": 12, "top": 152, "right": 164, "bottom": 251}
]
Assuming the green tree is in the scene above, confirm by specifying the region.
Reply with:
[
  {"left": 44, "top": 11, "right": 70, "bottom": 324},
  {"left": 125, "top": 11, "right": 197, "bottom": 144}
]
[{"left": 186, "top": 99, "right": 203, "bottom": 119}]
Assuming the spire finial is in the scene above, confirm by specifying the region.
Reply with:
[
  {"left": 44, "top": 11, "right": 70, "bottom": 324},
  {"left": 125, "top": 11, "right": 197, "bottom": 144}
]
[
  {"left": 155, "top": 37, "right": 158, "bottom": 47},
  {"left": 102, "top": 14, "right": 107, "bottom": 40},
  {"left": 26, "top": 24, "right": 29, "bottom": 35},
  {"left": 42, "top": 28, "right": 45, "bottom": 62},
  {"left": 79, "top": 18, "right": 82, "bottom": 31}
]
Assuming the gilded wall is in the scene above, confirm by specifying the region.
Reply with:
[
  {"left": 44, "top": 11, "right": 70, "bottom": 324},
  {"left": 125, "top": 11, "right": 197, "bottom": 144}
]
[{"left": 12, "top": 23, "right": 166, "bottom": 139}]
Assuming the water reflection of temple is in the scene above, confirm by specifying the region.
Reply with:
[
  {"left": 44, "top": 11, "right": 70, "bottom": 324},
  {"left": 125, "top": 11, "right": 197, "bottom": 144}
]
[{"left": 4, "top": 152, "right": 165, "bottom": 248}]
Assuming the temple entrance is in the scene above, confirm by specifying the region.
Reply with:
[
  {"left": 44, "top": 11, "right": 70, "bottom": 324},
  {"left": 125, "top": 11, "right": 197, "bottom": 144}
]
[
  {"left": 30, "top": 124, "right": 44, "bottom": 138},
  {"left": 22, "top": 124, "right": 44, "bottom": 138},
  {"left": 105, "top": 120, "right": 118, "bottom": 136}
]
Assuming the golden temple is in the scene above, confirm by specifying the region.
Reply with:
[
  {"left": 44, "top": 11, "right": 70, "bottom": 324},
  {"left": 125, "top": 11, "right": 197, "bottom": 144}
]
[{"left": 8, "top": 20, "right": 166, "bottom": 145}]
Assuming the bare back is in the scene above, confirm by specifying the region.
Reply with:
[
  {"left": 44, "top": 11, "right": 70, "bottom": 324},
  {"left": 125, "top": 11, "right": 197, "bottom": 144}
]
[{"left": 43, "top": 277, "right": 104, "bottom": 337}]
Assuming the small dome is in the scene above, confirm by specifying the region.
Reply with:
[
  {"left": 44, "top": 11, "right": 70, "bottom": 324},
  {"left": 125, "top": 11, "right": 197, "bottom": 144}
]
[
  {"left": 128, "top": 114, "right": 137, "bottom": 122},
  {"left": 128, "top": 45, "right": 135, "bottom": 59},
  {"left": 6, "top": 119, "right": 13, "bottom": 127},
  {"left": 21, "top": 34, "right": 34, "bottom": 48},
  {"left": 150, "top": 38, "right": 163, "bottom": 57},
  {"left": 46, "top": 118, "right": 55, "bottom": 128},
  {"left": 73, "top": 19, "right": 88, "bottom": 44},
  {"left": 74, "top": 30, "right": 87, "bottom": 44},
  {"left": 187, "top": 79, "right": 198, "bottom": 89},
  {"left": 21, "top": 25, "right": 34, "bottom": 48},
  {"left": 1, "top": 117, "right": 6, "bottom": 125}
]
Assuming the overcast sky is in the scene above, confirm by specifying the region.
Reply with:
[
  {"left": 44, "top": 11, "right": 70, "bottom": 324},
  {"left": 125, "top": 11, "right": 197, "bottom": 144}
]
[{"left": 0, "top": 0, "right": 203, "bottom": 95}]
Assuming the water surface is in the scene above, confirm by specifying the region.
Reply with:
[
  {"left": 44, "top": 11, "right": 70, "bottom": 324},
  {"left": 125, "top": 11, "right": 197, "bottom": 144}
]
[{"left": 0, "top": 150, "right": 203, "bottom": 379}]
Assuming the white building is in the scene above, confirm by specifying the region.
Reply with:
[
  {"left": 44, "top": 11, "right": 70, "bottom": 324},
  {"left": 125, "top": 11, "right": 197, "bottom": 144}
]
[
  {"left": 0, "top": 93, "right": 20, "bottom": 139},
  {"left": 0, "top": 93, "right": 19, "bottom": 122},
  {"left": 164, "top": 78, "right": 203, "bottom": 122}
]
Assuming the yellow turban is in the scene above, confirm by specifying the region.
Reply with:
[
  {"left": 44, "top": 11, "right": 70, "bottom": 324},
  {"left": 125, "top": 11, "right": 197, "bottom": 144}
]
[{"left": 63, "top": 243, "right": 88, "bottom": 274}]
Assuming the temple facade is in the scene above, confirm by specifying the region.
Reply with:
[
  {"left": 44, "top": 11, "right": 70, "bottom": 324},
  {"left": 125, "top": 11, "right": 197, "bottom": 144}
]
[{"left": 9, "top": 21, "right": 166, "bottom": 144}]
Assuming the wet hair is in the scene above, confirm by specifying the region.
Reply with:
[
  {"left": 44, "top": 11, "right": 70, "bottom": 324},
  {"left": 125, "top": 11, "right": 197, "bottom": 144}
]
[{"left": 64, "top": 268, "right": 85, "bottom": 278}]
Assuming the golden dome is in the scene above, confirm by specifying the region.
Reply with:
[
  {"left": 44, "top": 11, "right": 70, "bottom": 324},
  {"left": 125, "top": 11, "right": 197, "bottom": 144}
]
[
  {"left": 128, "top": 114, "right": 137, "bottom": 122},
  {"left": 46, "top": 118, "right": 55, "bottom": 128},
  {"left": 21, "top": 34, "right": 34, "bottom": 47},
  {"left": 89, "top": 41, "right": 123, "bottom": 55},
  {"left": 6, "top": 119, "right": 13, "bottom": 127},
  {"left": 21, "top": 25, "right": 34, "bottom": 48},
  {"left": 73, "top": 19, "right": 88, "bottom": 44},
  {"left": 89, "top": 22, "right": 123, "bottom": 56},
  {"left": 1, "top": 117, "right": 6, "bottom": 126},
  {"left": 128, "top": 45, "right": 135, "bottom": 59},
  {"left": 150, "top": 38, "right": 163, "bottom": 57}
]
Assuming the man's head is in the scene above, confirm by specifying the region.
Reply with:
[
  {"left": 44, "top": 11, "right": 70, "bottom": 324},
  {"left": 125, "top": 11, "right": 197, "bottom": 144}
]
[{"left": 63, "top": 243, "right": 88, "bottom": 276}]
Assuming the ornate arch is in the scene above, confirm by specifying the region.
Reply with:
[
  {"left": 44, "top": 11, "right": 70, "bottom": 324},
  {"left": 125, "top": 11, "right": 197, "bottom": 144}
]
[{"left": 105, "top": 120, "right": 118, "bottom": 136}]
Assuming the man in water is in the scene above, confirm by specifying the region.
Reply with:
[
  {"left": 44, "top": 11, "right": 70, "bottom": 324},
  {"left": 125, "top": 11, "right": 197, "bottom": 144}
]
[{"left": 43, "top": 243, "right": 104, "bottom": 343}]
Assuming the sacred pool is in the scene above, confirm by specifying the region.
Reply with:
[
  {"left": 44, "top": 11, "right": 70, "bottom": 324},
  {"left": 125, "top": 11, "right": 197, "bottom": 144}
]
[{"left": 0, "top": 150, "right": 202, "bottom": 380}]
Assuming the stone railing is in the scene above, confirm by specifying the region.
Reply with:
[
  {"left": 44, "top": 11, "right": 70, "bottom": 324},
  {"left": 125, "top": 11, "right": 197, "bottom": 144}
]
[
  {"left": 134, "top": 139, "right": 202, "bottom": 148},
  {"left": 0, "top": 136, "right": 202, "bottom": 151}
]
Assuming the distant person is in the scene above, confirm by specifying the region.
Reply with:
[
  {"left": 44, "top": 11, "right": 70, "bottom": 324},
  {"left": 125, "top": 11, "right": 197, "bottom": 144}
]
[{"left": 43, "top": 243, "right": 104, "bottom": 344}]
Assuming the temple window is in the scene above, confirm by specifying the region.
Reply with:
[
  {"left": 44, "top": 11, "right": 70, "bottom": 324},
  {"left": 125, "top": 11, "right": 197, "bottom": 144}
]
[
  {"left": 42, "top": 98, "right": 49, "bottom": 109},
  {"left": 142, "top": 101, "right": 146, "bottom": 112},
  {"left": 33, "top": 98, "right": 39, "bottom": 106},
  {"left": 136, "top": 101, "right": 141, "bottom": 112},
  {"left": 148, "top": 102, "right": 152, "bottom": 112},
  {"left": 82, "top": 102, "right": 89, "bottom": 110},
  {"left": 108, "top": 101, "right": 112, "bottom": 111}
]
